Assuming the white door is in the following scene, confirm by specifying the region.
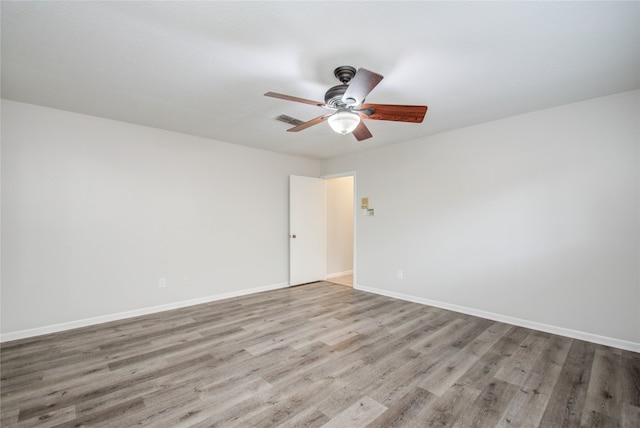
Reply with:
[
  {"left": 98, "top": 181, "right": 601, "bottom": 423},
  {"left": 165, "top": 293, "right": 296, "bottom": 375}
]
[{"left": 289, "top": 175, "right": 326, "bottom": 285}]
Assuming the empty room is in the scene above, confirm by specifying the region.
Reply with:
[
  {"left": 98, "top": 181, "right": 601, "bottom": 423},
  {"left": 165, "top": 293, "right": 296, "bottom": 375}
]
[{"left": 1, "top": 1, "right": 639, "bottom": 427}]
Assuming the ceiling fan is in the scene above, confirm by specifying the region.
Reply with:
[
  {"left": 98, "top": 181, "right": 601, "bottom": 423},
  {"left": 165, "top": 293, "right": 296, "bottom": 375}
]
[{"left": 265, "top": 66, "right": 428, "bottom": 141}]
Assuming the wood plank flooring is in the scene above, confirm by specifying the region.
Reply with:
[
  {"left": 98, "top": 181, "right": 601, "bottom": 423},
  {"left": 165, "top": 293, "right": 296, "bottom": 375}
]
[
  {"left": 1, "top": 282, "right": 638, "bottom": 427},
  {"left": 326, "top": 274, "right": 353, "bottom": 287}
]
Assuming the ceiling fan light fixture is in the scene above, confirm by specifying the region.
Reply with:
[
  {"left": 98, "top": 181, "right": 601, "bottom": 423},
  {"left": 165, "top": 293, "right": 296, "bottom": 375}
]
[
  {"left": 265, "top": 65, "right": 427, "bottom": 142},
  {"left": 328, "top": 109, "right": 360, "bottom": 135}
]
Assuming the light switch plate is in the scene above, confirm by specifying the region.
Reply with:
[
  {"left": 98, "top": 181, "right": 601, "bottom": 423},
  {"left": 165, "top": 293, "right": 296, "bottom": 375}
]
[{"left": 361, "top": 197, "right": 369, "bottom": 209}]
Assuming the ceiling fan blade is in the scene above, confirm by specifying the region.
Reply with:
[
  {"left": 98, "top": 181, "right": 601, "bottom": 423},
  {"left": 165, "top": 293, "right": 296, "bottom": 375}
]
[
  {"left": 352, "top": 121, "right": 373, "bottom": 141},
  {"left": 264, "top": 92, "right": 326, "bottom": 107},
  {"left": 287, "top": 114, "right": 333, "bottom": 132},
  {"left": 360, "top": 104, "right": 428, "bottom": 123},
  {"left": 342, "top": 68, "right": 384, "bottom": 106}
]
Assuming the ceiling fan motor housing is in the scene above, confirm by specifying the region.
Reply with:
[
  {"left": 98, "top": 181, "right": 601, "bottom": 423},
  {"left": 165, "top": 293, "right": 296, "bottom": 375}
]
[
  {"left": 325, "top": 66, "right": 359, "bottom": 108},
  {"left": 324, "top": 84, "right": 348, "bottom": 107}
]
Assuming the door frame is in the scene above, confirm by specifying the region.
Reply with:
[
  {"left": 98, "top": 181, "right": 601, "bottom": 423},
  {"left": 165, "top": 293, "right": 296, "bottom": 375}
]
[{"left": 321, "top": 171, "right": 357, "bottom": 287}]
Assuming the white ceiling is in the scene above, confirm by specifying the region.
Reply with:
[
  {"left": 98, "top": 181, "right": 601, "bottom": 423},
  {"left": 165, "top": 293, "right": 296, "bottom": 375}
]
[{"left": 2, "top": 1, "right": 639, "bottom": 160}]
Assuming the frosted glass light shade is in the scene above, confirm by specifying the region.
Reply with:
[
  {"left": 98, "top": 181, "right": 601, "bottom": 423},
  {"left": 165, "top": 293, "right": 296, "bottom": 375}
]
[{"left": 328, "top": 110, "right": 361, "bottom": 135}]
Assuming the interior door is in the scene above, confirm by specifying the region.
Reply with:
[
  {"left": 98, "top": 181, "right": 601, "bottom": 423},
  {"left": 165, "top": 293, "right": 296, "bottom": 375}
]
[{"left": 289, "top": 175, "right": 326, "bottom": 285}]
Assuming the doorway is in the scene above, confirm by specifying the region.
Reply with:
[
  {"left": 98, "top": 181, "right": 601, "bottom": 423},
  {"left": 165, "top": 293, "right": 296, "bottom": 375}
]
[
  {"left": 324, "top": 175, "right": 355, "bottom": 287},
  {"left": 288, "top": 173, "right": 355, "bottom": 287}
]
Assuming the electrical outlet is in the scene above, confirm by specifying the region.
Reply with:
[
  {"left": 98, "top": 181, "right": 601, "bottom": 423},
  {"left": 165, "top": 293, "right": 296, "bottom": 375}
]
[
  {"left": 159, "top": 277, "right": 167, "bottom": 288},
  {"left": 397, "top": 270, "right": 404, "bottom": 280},
  {"left": 182, "top": 276, "right": 189, "bottom": 286}
]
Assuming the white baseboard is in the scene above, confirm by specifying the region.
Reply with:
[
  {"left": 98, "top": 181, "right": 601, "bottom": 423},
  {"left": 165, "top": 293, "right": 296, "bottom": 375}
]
[
  {"left": 0, "top": 282, "right": 290, "bottom": 343},
  {"left": 6, "top": 281, "right": 637, "bottom": 353},
  {"left": 355, "top": 284, "right": 640, "bottom": 353},
  {"left": 325, "top": 270, "right": 353, "bottom": 279}
]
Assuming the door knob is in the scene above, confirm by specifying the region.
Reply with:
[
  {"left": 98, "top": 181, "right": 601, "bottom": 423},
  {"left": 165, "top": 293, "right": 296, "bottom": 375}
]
[{"left": 290, "top": 234, "right": 297, "bottom": 238}]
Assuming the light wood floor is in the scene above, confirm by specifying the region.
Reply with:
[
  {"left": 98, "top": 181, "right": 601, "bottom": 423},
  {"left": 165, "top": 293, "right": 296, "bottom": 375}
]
[
  {"left": 326, "top": 274, "right": 353, "bottom": 287},
  {"left": 1, "top": 282, "right": 638, "bottom": 427}
]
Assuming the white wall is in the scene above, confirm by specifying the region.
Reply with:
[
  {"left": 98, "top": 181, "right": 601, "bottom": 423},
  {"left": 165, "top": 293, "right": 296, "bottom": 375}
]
[
  {"left": 324, "top": 90, "right": 640, "bottom": 348},
  {"left": 325, "top": 176, "right": 354, "bottom": 276},
  {"left": 1, "top": 100, "right": 321, "bottom": 336},
  {"left": 3, "top": 91, "right": 639, "bottom": 349}
]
